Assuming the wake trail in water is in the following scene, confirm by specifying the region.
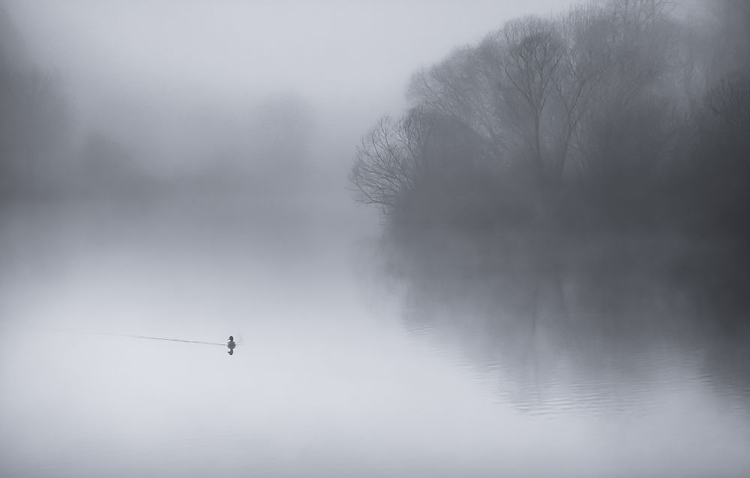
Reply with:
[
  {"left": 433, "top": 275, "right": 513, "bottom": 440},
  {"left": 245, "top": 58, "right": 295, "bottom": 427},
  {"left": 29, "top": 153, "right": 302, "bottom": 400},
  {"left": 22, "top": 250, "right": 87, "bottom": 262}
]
[
  {"left": 92, "top": 332, "right": 226, "bottom": 346},
  {"left": 1, "top": 323, "right": 228, "bottom": 347}
]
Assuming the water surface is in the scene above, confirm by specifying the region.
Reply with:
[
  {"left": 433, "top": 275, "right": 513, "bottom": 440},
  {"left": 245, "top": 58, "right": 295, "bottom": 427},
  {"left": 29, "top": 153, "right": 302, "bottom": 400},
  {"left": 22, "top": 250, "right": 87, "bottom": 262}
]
[{"left": 1, "top": 197, "right": 749, "bottom": 477}]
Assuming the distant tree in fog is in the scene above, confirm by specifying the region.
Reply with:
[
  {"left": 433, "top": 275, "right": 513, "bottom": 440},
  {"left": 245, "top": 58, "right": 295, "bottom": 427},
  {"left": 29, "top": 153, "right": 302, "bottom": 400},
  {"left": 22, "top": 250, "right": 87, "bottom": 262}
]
[
  {"left": 490, "top": 17, "right": 566, "bottom": 180},
  {"left": 350, "top": 115, "right": 414, "bottom": 212},
  {"left": 704, "top": 0, "right": 750, "bottom": 82},
  {"left": 408, "top": 48, "right": 507, "bottom": 167},
  {"left": 351, "top": 107, "right": 502, "bottom": 227},
  {"left": 196, "top": 93, "right": 315, "bottom": 194},
  {"left": 76, "top": 132, "right": 162, "bottom": 197},
  {"left": 406, "top": 1, "right": 679, "bottom": 186},
  {"left": 352, "top": 0, "right": 750, "bottom": 237},
  {"left": 680, "top": 77, "right": 750, "bottom": 234},
  {"left": 249, "top": 94, "right": 314, "bottom": 183},
  {"left": 0, "top": 5, "right": 71, "bottom": 199}
]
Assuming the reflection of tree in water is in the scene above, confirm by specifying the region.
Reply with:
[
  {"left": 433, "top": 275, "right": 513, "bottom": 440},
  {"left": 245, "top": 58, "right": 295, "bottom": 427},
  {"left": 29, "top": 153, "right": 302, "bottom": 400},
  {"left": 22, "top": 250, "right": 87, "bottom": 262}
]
[{"left": 379, "top": 230, "right": 750, "bottom": 416}]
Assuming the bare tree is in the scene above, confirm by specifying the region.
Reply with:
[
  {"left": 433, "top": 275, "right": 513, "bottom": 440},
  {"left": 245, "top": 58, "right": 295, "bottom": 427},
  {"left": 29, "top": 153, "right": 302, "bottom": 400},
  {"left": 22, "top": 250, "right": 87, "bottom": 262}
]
[
  {"left": 350, "top": 115, "right": 414, "bottom": 214},
  {"left": 408, "top": 48, "right": 506, "bottom": 166},
  {"left": 350, "top": 106, "right": 495, "bottom": 222},
  {"left": 351, "top": 0, "right": 741, "bottom": 234},
  {"left": 494, "top": 16, "right": 565, "bottom": 180}
]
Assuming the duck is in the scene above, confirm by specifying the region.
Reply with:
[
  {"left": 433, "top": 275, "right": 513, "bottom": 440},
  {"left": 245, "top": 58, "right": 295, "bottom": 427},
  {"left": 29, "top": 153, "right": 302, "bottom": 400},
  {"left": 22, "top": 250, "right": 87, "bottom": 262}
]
[{"left": 227, "top": 336, "right": 236, "bottom": 355}]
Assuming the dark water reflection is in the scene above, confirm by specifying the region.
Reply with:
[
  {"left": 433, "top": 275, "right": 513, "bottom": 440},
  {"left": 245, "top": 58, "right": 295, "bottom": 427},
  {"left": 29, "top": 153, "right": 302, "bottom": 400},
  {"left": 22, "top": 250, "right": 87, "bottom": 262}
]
[{"left": 377, "top": 228, "right": 750, "bottom": 420}]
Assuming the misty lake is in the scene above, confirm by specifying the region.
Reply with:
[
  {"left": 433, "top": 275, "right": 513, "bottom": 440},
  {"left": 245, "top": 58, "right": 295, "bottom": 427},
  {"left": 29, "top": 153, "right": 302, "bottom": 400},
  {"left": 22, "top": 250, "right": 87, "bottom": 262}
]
[{"left": 1, "top": 196, "right": 749, "bottom": 478}]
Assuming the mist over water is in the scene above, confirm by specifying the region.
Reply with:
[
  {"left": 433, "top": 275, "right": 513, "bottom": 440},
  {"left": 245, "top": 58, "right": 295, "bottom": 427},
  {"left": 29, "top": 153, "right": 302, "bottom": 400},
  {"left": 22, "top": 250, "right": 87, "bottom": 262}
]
[
  {"left": 2, "top": 198, "right": 750, "bottom": 477},
  {"left": 2, "top": 0, "right": 750, "bottom": 477}
]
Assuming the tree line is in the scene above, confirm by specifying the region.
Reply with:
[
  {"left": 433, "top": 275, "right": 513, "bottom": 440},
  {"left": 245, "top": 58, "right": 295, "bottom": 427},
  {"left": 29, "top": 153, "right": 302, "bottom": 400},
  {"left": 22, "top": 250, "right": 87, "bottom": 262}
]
[
  {"left": 0, "top": 4, "right": 315, "bottom": 203},
  {"left": 0, "top": 5, "right": 72, "bottom": 199},
  {"left": 351, "top": 0, "right": 750, "bottom": 240}
]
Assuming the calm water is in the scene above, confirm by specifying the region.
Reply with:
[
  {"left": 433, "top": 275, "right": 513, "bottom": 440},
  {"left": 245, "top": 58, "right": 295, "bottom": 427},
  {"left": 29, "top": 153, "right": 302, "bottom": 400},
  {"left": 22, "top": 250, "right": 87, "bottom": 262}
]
[{"left": 1, "top": 197, "right": 749, "bottom": 477}]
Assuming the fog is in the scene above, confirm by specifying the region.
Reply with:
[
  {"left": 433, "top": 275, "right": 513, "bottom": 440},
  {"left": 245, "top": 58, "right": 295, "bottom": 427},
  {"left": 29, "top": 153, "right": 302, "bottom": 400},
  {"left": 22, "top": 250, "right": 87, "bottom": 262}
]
[
  {"left": 3, "top": 0, "right": 569, "bottom": 175},
  {"left": 2, "top": 1, "right": 750, "bottom": 477}
]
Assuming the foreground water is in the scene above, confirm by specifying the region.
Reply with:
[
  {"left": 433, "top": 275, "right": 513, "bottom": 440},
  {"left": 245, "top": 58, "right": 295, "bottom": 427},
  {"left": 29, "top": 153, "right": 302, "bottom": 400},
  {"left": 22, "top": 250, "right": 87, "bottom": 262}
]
[{"left": 1, "top": 196, "right": 749, "bottom": 477}]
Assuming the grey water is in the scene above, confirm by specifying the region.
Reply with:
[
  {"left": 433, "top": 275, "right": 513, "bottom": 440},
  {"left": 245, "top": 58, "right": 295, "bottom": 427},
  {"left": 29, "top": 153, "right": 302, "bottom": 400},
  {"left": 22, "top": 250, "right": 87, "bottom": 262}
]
[{"left": 1, "top": 197, "right": 749, "bottom": 478}]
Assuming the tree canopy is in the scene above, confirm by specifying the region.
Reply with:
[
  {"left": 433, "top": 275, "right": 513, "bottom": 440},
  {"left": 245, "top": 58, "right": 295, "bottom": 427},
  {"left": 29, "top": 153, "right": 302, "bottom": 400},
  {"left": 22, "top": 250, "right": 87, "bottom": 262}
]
[{"left": 351, "top": 0, "right": 750, "bottom": 237}]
